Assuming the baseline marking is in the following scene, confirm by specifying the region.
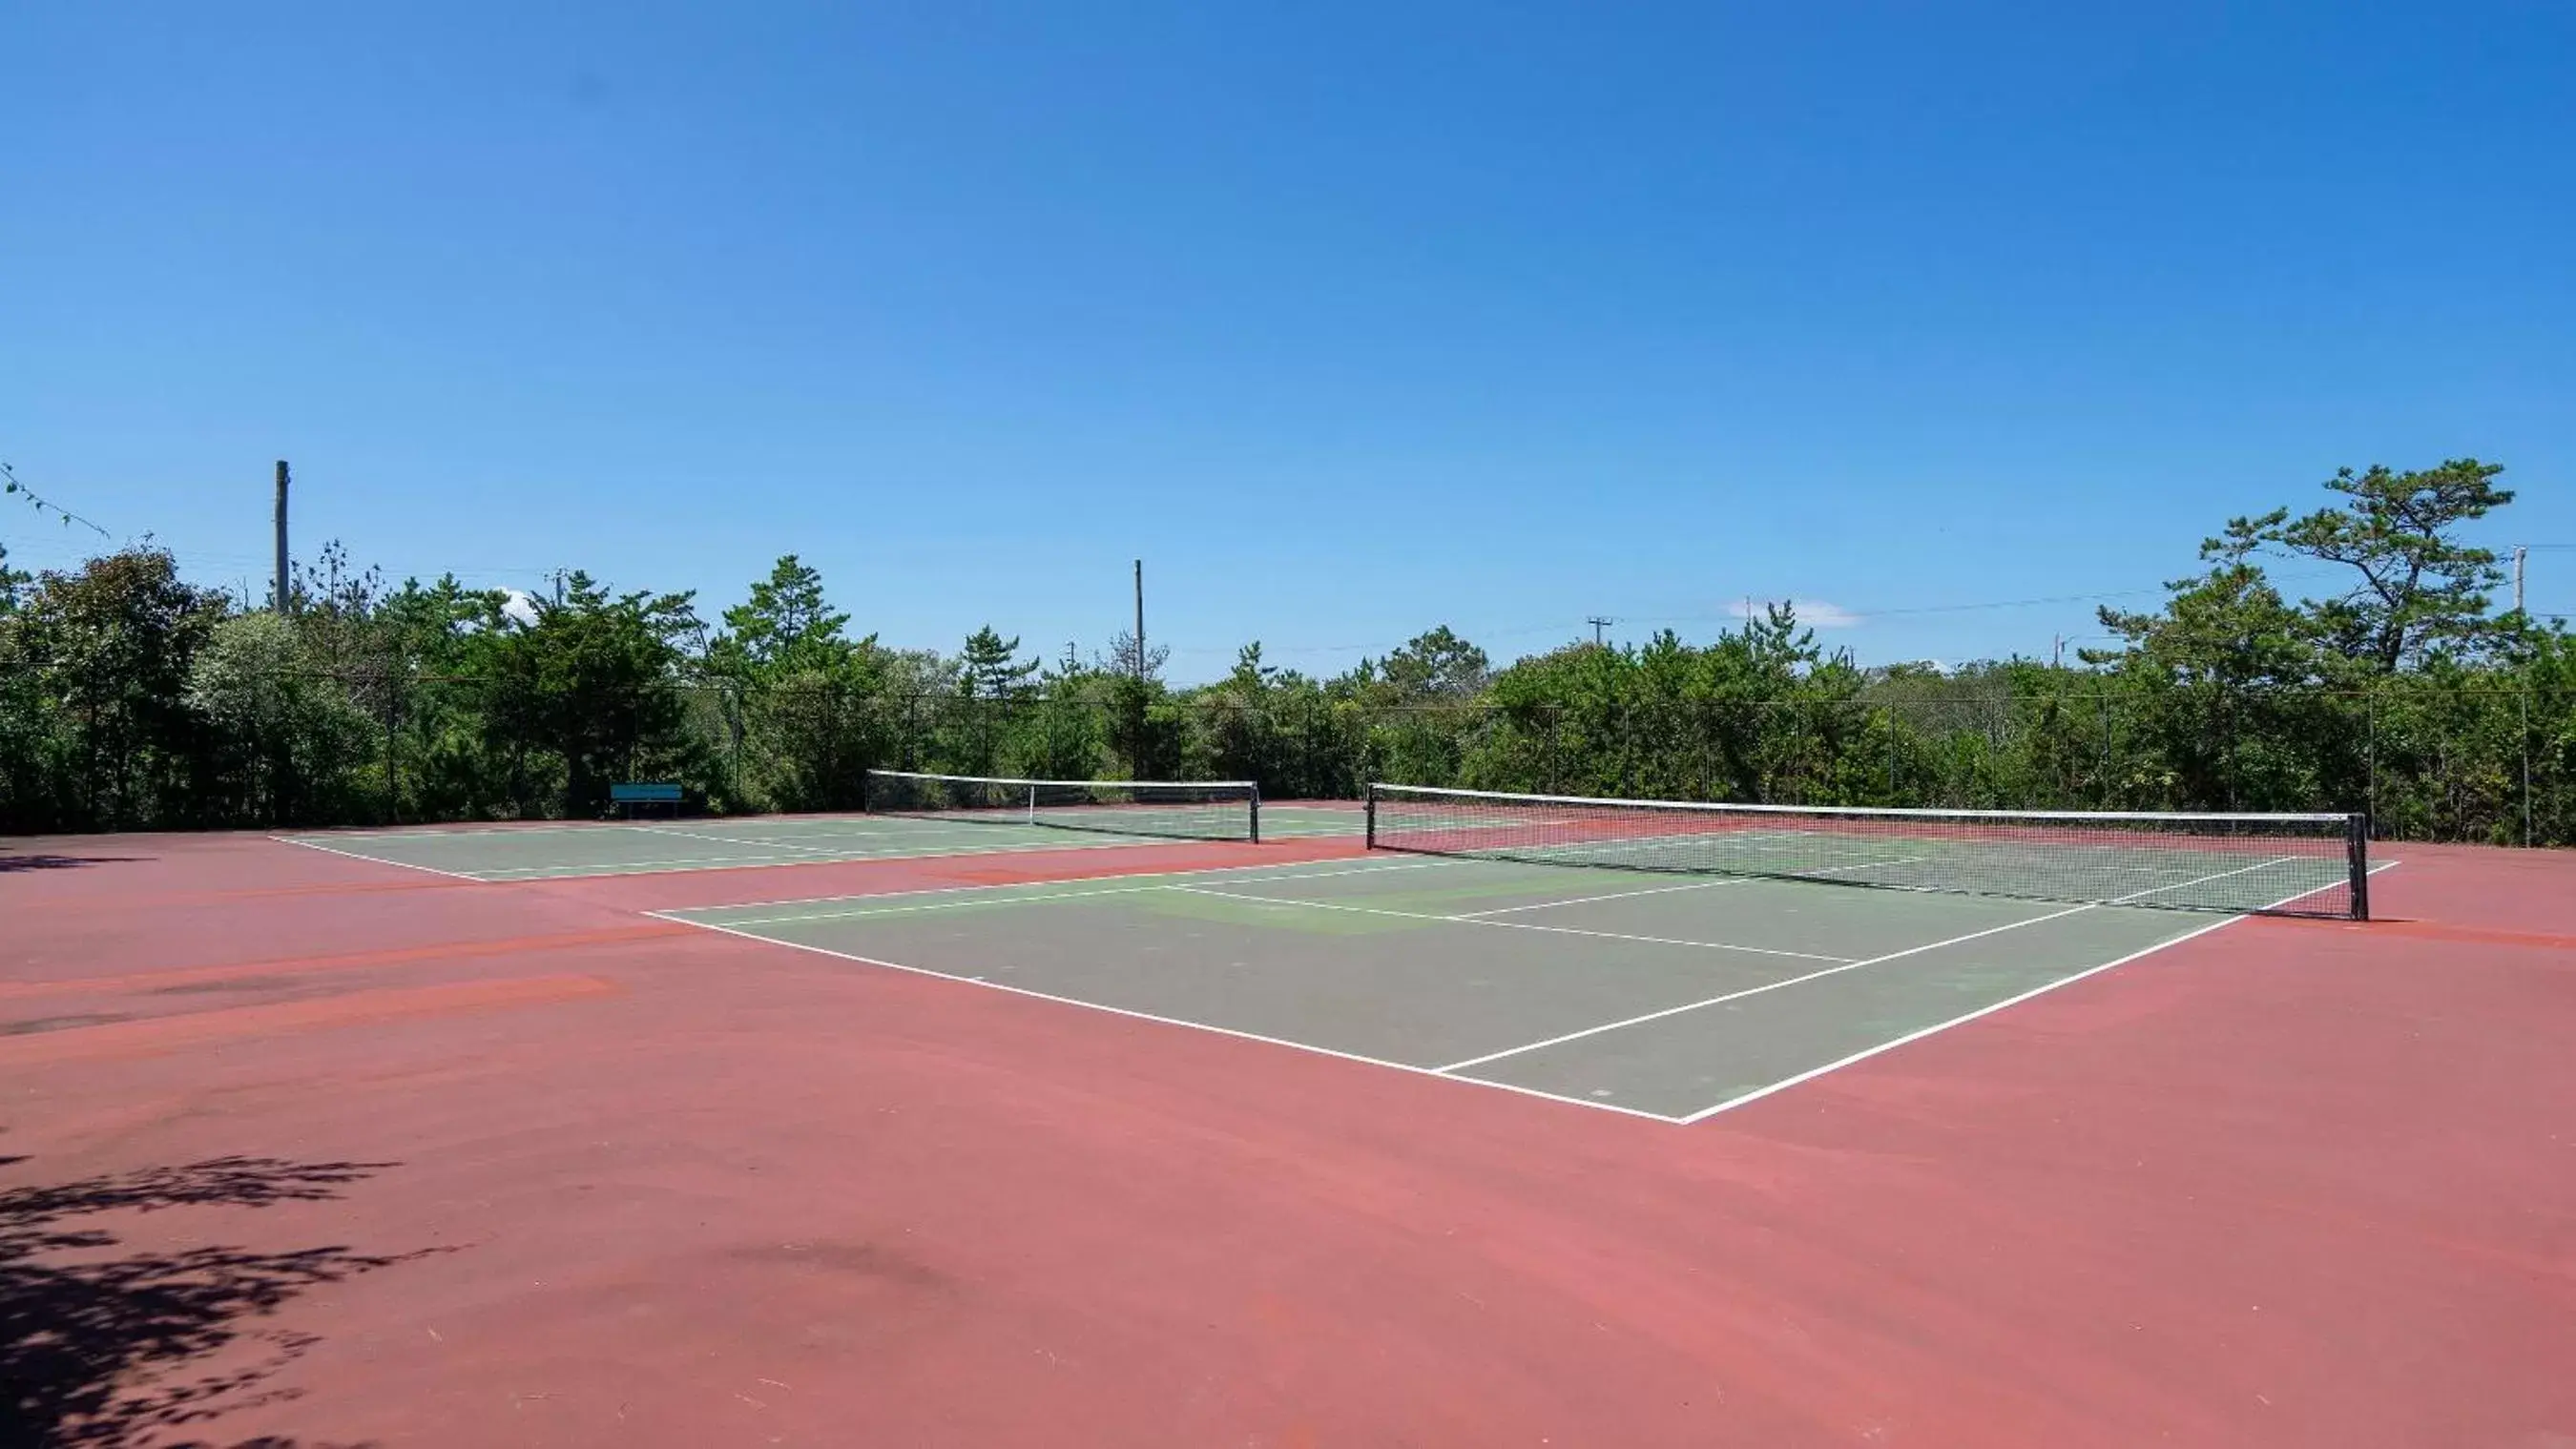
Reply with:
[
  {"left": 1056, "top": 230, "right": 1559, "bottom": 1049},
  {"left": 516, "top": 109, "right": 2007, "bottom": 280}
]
[
  {"left": 271, "top": 836, "right": 489, "bottom": 882},
  {"left": 1432, "top": 855, "right": 2307, "bottom": 1076},
  {"left": 1431, "top": 900, "right": 2099, "bottom": 1073},
  {"left": 1675, "top": 864, "right": 2395, "bottom": 1122},
  {"left": 291, "top": 821, "right": 625, "bottom": 839},
  {"left": 646, "top": 913, "right": 1688, "bottom": 1125}
]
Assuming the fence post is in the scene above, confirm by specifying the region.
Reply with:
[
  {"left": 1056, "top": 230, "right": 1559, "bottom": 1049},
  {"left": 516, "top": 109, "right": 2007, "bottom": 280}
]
[
  {"left": 2524, "top": 687, "right": 2534, "bottom": 848},
  {"left": 2365, "top": 690, "right": 2378, "bottom": 836},
  {"left": 2099, "top": 694, "right": 2114, "bottom": 808},
  {"left": 383, "top": 688, "right": 398, "bottom": 825}
]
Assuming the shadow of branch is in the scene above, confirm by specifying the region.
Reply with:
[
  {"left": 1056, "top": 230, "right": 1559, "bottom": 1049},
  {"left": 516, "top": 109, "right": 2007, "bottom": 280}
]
[
  {"left": 0, "top": 1155, "right": 436, "bottom": 1449},
  {"left": 0, "top": 858, "right": 145, "bottom": 874}
]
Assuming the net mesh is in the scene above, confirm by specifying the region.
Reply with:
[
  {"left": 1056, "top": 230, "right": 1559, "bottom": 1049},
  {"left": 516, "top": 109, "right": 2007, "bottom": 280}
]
[
  {"left": 1366, "top": 784, "right": 2366, "bottom": 919},
  {"left": 863, "top": 770, "right": 1260, "bottom": 843}
]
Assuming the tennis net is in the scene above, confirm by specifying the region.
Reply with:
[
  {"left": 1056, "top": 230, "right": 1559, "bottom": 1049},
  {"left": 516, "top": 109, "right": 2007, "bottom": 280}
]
[
  {"left": 1365, "top": 784, "right": 2368, "bottom": 919},
  {"left": 863, "top": 770, "right": 1260, "bottom": 843}
]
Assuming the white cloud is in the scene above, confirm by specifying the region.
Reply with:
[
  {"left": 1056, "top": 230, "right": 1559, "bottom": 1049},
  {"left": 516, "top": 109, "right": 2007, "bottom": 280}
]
[
  {"left": 1728, "top": 598, "right": 1862, "bottom": 629},
  {"left": 500, "top": 588, "right": 541, "bottom": 625}
]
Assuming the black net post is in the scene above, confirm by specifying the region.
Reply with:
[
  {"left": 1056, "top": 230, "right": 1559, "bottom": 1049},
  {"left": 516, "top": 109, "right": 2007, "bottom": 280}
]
[{"left": 2347, "top": 813, "right": 2371, "bottom": 921}]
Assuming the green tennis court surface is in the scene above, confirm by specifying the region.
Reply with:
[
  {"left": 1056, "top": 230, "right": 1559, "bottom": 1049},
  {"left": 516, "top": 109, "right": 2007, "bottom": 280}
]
[
  {"left": 655, "top": 852, "right": 2316, "bottom": 1122},
  {"left": 279, "top": 804, "right": 1363, "bottom": 881}
]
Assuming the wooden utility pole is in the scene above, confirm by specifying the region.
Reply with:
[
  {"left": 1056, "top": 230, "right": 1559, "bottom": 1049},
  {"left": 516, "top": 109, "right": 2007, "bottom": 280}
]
[
  {"left": 1133, "top": 560, "right": 1146, "bottom": 681},
  {"left": 273, "top": 460, "right": 292, "bottom": 613},
  {"left": 1588, "top": 615, "right": 1612, "bottom": 648}
]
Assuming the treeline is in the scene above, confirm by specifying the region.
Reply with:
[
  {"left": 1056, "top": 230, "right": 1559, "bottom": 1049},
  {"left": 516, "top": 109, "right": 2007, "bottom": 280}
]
[{"left": 2, "top": 460, "right": 2569, "bottom": 843}]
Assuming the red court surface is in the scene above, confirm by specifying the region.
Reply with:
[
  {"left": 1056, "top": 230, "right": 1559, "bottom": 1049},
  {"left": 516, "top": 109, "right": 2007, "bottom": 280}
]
[{"left": 4, "top": 823, "right": 2572, "bottom": 1446}]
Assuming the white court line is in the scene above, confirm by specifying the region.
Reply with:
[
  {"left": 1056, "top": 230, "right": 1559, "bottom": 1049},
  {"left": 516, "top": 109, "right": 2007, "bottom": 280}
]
[
  {"left": 698, "top": 860, "right": 1448, "bottom": 928},
  {"left": 2109, "top": 852, "right": 2302, "bottom": 900},
  {"left": 473, "top": 851, "right": 862, "bottom": 878},
  {"left": 652, "top": 820, "right": 1212, "bottom": 849},
  {"left": 1446, "top": 855, "right": 1928, "bottom": 917},
  {"left": 644, "top": 912, "right": 1688, "bottom": 1125},
  {"left": 291, "top": 815, "right": 1149, "bottom": 844},
  {"left": 1493, "top": 828, "right": 1813, "bottom": 859},
  {"left": 641, "top": 859, "right": 2400, "bottom": 1132},
  {"left": 720, "top": 819, "right": 1143, "bottom": 840},
  {"left": 1674, "top": 859, "right": 2402, "bottom": 1123},
  {"left": 1167, "top": 886, "right": 1854, "bottom": 964},
  {"left": 462, "top": 832, "right": 1181, "bottom": 881},
  {"left": 714, "top": 825, "right": 1041, "bottom": 841},
  {"left": 1431, "top": 855, "right": 2308, "bottom": 1076},
  {"left": 1814, "top": 855, "right": 1933, "bottom": 875},
  {"left": 1431, "top": 901, "right": 2100, "bottom": 1072},
  {"left": 290, "top": 820, "right": 628, "bottom": 840},
  {"left": 281, "top": 824, "right": 1062, "bottom": 878},
  {"left": 286, "top": 815, "right": 1211, "bottom": 859},
  {"left": 634, "top": 825, "right": 857, "bottom": 857},
  {"left": 681, "top": 858, "right": 1445, "bottom": 918},
  {"left": 270, "top": 835, "right": 490, "bottom": 881},
  {"left": 1450, "top": 878, "right": 1751, "bottom": 917}
]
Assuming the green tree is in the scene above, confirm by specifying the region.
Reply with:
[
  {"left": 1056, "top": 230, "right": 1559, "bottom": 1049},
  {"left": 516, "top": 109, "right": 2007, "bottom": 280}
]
[
  {"left": 185, "top": 612, "right": 378, "bottom": 824},
  {"left": 1097, "top": 630, "right": 1176, "bottom": 777},
  {"left": 708, "top": 556, "right": 852, "bottom": 679},
  {"left": 928, "top": 627, "right": 1031, "bottom": 775},
  {"left": 705, "top": 557, "right": 884, "bottom": 810},
  {"left": 2231, "top": 459, "right": 2516, "bottom": 672},
  {"left": 368, "top": 575, "right": 518, "bottom": 819},
  {"left": 481, "top": 572, "right": 704, "bottom": 816},
  {"left": 1368, "top": 626, "right": 1490, "bottom": 701},
  {"left": 1012, "top": 655, "right": 1109, "bottom": 780},
  {"left": 2088, "top": 527, "right": 2350, "bottom": 810},
  {"left": 1, "top": 549, "right": 228, "bottom": 828},
  {"left": 958, "top": 626, "right": 1039, "bottom": 699},
  {"left": 1189, "top": 643, "right": 1287, "bottom": 787},
  {"left": 1342, "top": 627, "right": 1494, "bottom": 789}
]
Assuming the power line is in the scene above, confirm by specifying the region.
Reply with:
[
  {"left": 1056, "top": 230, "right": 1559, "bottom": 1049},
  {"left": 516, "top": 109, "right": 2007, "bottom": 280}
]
[{"left": 0, "top": 462, "right": 112, "bottom": 539}]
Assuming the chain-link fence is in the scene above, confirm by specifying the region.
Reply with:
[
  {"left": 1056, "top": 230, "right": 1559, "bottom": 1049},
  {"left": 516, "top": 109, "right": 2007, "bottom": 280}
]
[
  {"left": 687, "top": 680, "right": 2569, "bottom": 845},
  {"left": 4, "top": 668, "right": 2570, "bottom": 846}
]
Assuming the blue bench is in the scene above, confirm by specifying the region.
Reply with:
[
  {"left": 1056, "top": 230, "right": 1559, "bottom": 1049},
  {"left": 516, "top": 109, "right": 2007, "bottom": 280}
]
[{"left": 609, "top": 781, "right": 683, "bottom": 818}]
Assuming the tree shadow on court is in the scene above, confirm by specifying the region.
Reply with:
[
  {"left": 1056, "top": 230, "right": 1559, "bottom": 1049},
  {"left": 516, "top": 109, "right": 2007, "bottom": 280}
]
[
  {"left": 0, "top": 1154, "right": 436, "bottom": 1449},
  {"left": 0, "top": 857, "right": 145, "bottom": 874}
]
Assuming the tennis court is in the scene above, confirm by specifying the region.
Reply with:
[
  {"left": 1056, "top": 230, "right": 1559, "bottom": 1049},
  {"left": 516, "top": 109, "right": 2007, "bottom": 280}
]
[
  {"left": 22, "top": 768, "right": 2571, "bottom": 1449},
  {"left": 279, "top": 801, "right": 1362, "bottom": 881},
  {"left": 654, "top": 846, "right": 2348, "bottom": 1122},
  {"left": 277, "top": 776, "right": 2384, "bottom": 1122}
]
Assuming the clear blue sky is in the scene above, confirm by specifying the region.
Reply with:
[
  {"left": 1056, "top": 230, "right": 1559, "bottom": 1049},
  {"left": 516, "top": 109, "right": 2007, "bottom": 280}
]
[{"left": 6, "top": 3, "right": 2570, "bottom": 680}]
